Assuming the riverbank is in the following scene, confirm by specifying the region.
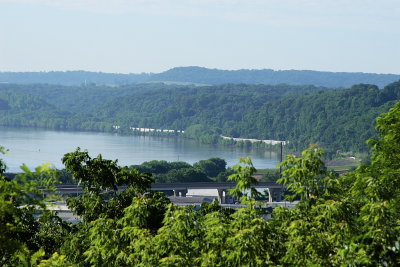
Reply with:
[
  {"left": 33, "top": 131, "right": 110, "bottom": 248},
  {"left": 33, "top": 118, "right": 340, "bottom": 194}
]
[{"left": 0, "top": 126, "right": 281, "bottom": 172}]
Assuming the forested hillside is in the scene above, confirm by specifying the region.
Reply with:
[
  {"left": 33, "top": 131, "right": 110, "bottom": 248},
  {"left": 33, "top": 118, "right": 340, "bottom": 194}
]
[
  {"left": 95, "top": 83, "right": 327, "bottom": 130},
  {"left": 95, "top": 81, "right": 400, "bottom": 152},
  {"left": 0, "top": 83, "right": 328, "bottom": 132},
  {"left": 0, "top": 90, "right": 68, "bottom": 129},
  {"left": 0, "top": 83, "right": 178, "bottom": 113},
  {"left": 1, "top": 66, "right": 399, "bottom": 87},
  {"left": 239, "top": 82, "right": 400, "bottom": 152},
  {"left": 1, "top": 81, "right": 400, "bottom": 153}
]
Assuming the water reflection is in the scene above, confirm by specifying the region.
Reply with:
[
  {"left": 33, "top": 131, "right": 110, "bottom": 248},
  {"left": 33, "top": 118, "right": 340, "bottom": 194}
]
[{"left": 0, "top": 127, "right": 280, "bottom": 172}]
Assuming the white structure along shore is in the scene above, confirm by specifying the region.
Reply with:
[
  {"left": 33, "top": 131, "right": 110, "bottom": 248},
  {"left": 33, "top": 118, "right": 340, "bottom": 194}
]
[
  {"left": 130, "top": 127, "right": 185, "bottom": 133},
  {"left": 220, "top": 135, "right": 287, "bottom": 145}
]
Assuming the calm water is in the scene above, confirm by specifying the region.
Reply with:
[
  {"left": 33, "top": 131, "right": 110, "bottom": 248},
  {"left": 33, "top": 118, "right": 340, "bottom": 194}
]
[{"left": 0, "top": 127, "right": 280, "bottom": 172}]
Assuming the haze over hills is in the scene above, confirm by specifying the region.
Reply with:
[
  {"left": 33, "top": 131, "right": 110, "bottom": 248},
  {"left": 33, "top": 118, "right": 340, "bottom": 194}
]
[{"left": 1, "top": 66, "right": 399, "bottom": 88}]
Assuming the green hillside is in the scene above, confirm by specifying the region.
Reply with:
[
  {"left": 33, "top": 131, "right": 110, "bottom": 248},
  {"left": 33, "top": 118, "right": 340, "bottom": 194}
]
[{"left": 1, "top": 81, "right": 400, "bottom": 153}]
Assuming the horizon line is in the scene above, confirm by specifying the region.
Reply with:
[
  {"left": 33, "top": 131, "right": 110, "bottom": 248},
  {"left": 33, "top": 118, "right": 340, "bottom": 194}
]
[{"left": 0, "top": 66, "right": 399, "bottom": 76}]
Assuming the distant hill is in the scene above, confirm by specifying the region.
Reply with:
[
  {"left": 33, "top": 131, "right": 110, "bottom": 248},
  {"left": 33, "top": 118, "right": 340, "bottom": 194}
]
[
  {"left": 1, "top": 67, "right": 399, "bottom": 88},
  {"left": 0, "top": 71, "right": 150, "bottom": 86},
  {"left": 150, "top": 67, "right": 400, "bottom": 88}
]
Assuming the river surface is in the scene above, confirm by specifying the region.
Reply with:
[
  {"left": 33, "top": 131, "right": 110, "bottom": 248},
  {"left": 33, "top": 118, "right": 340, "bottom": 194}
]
[{"left": 0, "top": 126, "right": 280, "bottom": 172}]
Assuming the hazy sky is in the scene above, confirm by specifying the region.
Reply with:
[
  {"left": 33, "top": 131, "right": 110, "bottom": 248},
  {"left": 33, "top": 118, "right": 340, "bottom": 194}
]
[{"left": 0, "top": 0, "right": 399, "bottom": 74}]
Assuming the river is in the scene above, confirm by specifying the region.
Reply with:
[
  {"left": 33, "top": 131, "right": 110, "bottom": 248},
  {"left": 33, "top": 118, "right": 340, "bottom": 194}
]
[{"left": 0, "top": 126, "right": 280, "bottom": 172}]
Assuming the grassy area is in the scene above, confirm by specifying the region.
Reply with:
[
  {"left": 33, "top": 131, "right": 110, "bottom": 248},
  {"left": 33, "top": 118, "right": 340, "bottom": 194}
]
[
  {"left": 326, "top": 158, "right": 361, "bottom": 172},
  {"left": 256, "top": 158, "right": 361, "bottom": 174},
  {"left": 328, "top": 163, "right": 359, "bottom": 172}
]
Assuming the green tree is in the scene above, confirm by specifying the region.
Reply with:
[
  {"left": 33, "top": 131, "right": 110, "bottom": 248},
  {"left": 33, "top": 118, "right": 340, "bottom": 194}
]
[
  {"left": 62, "top": 148, "right": 154, "bottom": 222},
  {"left": 0, "top": 145, "right": 8, "bottom": 175},
  {"left": 193, "top": 158, "right": 227, "bottom": 178},
  {"left": 165, "top": 167, "right": 210, "bottom": 183},
  {"left": 228, "top": 157, "right": 261, "bottom": 200},
  {"left": 0, "top": 158, "right": 68, "bottom": 266},
  {"left": 342, "top": 101, "right": 400, "bottom": 265}
]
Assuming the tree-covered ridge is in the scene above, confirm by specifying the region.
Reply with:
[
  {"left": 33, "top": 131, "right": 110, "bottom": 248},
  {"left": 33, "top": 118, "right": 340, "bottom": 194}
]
[
  {"left": 1, "top": 101, "right": 400, "bottom": 265},
  {"left": 0, "top": 82, "right": 329, "bottom": 133},
  {"left": 1, "top": 81, "right": 400, "bottom": 153},
  {"left": 239, "top": 82, "right": 400, "bottom": 152},
  {"left": 151, "top": 66, "right": 400, "bottom": 88},
  {"left": 1, "top": 66, "right": 399, "bottom": 87},
  {"left": 97, "top": 81, "right": 400, "bottom": 152},
  {"left": 0, "top": 90, "right": 69, "bottom": 129},
  {"left": 96, "top": 83, "right": 327, "bottom": 129},
  {"left": 0, "top": 82, "right": 180, "bottom": 114}
]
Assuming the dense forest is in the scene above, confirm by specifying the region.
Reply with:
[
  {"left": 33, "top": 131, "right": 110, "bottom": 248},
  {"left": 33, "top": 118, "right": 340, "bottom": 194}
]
[
  {"left": 1, "top": 102, "right": 400, "bottom": 265},
  {"left": 1, "top": 80, "right": 400, "bottom": 154},
  {"left": 1, "top": 66, "right": 399, "bottom": 87}
]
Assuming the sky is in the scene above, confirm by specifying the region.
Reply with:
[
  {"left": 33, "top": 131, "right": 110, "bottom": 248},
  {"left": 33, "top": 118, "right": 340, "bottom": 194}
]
[{"left": 0, "top": 0, "right": 399, "bottom": 74}]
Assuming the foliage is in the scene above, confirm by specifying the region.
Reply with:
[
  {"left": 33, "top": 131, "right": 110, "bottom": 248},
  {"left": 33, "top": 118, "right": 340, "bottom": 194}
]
[
  {"left": 343, "top": 101, "right": 400, "bottom": 265},
  {"left": 164, "top": 167, "right": 210, "bottom": 183},
  {"left": 260, "top": 168, "right": 280, "bottom": 182},
  {"left": 62, "top": 148, "right": 154, "bottom": 222},
  {"left": 56, "top": 169, "right": 75, "bottom": 184},
  {"left": 228, "top": 157, "right": 262, "bottom": 200},
  {"left": 278, "top": 145, "right": 328, "bottom": 202},
  {"left": 0, "top": 159, "right": 70, "bottom": 266},
  {"left": 193, "top": 157, "right": 227, "bottom": 178},
  {"left": 0, "top": 145, "right": 8, "bottom": 175},
  {"left": 1, "top": 100, "right": 400, "bottom": 265},
  {"left": 131, "top": 158, "right": 227, "bottom": 183}
]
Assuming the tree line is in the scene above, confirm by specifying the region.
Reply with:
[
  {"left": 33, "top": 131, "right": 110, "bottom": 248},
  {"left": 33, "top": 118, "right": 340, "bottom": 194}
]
[{"left": 1, "top": 66, "right": 399, "bottom": 87}]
